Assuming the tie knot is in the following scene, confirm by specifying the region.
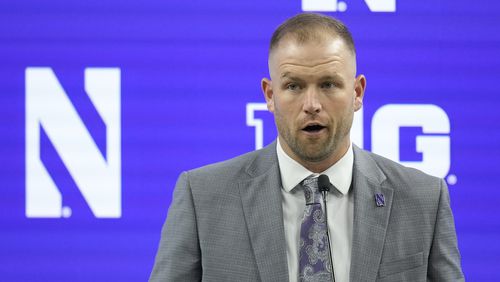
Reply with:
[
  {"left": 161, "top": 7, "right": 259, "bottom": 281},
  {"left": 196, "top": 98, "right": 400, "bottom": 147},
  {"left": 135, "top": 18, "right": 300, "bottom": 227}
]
[{"left": 302, "top": 176, "right": 321, "bottom": 205}]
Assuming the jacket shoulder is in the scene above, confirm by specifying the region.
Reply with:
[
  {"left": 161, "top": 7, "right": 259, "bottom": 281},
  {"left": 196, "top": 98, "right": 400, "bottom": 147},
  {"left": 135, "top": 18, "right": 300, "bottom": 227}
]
[
  {"left": 357, "top": 148, "right": 445, "bottom": 201},
  {"left": 180, "top": 143, "right": 277, "bottom": 196},
  {"left": 367, "top": 150, "right": 441, "bottom": 183},
  {"left": 188, "top": 149, "right": 259, "bottom": 180}
]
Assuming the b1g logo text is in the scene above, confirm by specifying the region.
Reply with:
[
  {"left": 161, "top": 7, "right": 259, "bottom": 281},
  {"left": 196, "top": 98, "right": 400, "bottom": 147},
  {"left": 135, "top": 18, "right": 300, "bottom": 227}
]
[
  {"left": 247, "top": 104, "right": 451, "bottom": 179},
  {"left": 25, "top": 67, "right": 121, "bottom": 218}
]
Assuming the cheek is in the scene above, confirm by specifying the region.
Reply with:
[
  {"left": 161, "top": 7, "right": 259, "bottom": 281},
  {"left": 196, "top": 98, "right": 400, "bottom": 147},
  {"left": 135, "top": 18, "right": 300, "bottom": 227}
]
[
  {"left": 324, "top": 95, "right": 355, "bottom": 119},
  {"left": 325, "top": 95, "right": 351, "bottom": 109},
  {"left": 343, "top": 90, "right": 357, "bottom": 106},
  {"left": 274, "top": 99, "right": 299, "bottom": 126}
]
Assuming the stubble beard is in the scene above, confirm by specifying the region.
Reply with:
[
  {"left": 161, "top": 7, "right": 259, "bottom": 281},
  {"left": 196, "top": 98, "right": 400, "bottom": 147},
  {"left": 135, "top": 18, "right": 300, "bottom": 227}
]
[{"left": 276, "top": 114, "right": 353, "bottom": 164}]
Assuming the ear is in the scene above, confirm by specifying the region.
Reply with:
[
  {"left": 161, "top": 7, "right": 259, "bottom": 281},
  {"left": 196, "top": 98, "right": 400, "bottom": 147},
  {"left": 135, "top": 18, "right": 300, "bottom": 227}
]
[
  {"left": 261, "top": 78, "right": 275, "bottom": 113},
  {"left": 353, "top": 74, "right": 366, "bottom": 112}
]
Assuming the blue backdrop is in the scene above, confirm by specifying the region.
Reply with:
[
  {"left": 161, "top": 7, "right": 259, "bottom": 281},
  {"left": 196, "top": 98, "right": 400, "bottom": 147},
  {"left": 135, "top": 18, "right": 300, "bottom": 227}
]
[{"left": 1, "top": 0, "right": 499, "bottom": 281}]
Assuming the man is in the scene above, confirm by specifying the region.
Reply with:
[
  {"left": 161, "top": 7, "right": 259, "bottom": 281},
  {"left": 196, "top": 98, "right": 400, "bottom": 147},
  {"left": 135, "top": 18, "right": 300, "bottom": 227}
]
[{"left": 150, "top": 13, "right": 464, "bottom": 281}]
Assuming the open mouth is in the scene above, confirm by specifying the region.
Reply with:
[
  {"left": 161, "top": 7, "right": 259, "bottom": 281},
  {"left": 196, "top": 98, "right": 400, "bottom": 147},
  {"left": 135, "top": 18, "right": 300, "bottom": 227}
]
[{"left": 302, "top": 124, "right": 326, "bottom": 133}]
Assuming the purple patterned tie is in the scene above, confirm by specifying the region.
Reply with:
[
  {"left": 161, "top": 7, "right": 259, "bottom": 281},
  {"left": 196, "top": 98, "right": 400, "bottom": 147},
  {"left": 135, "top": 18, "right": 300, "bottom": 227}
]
[{"left": 298, "top": 176, "right": 334, "bottom": 282}]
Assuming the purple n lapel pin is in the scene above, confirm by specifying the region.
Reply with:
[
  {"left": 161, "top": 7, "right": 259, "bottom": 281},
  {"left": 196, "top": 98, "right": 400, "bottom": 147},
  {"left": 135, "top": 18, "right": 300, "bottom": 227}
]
[{"left": 375, "top": 193, "right": 385, "bottom": 207}]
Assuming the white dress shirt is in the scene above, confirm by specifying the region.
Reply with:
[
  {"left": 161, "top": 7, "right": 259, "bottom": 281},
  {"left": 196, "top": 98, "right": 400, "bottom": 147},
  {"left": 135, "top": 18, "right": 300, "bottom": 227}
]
[{"left": 277, "top": 139, "right": 354, "bottom": 282}]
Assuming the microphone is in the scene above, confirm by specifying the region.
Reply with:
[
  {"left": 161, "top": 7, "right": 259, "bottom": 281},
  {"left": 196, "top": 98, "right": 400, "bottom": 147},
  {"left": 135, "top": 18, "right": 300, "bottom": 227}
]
[
  {"left": 318, "top": 174, "right": 331, "bottom": 199},
  {"left": 318, "top": 174, "right": 336, "bottom": 282}
]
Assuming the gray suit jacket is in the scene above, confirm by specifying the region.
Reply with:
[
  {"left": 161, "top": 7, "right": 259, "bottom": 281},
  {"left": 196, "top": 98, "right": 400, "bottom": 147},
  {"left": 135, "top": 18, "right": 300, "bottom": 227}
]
[{"left": 150, "top": 142, "right": 464, "bottom": 281}]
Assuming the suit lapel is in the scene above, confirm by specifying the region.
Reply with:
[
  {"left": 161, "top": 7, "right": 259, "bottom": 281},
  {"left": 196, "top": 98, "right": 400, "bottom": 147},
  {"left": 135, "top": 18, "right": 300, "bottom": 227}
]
[
  {"left": 350, "top": 146, "right": 394, "bottom": 282},
  {"left": 238, "top": 142, "right": 289, "bottom": 282}
]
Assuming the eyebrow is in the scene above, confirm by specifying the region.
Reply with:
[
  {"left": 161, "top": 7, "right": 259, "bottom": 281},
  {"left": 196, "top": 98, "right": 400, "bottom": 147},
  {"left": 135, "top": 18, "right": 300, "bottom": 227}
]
[
  {"left": 319, "top": 74, "right": 344, "bottom": 81},
  {"left": 280, "top": 72, "right": 344, "bottom": 82},
  {"left": 280, "top": 72, "right": 306, "bottom": 83}
]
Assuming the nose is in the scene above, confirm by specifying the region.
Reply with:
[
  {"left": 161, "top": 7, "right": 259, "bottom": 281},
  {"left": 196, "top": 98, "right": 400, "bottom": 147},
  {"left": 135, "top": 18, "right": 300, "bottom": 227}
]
[{"left": 302, "top": 87, "right": 322, "bottom": 114}]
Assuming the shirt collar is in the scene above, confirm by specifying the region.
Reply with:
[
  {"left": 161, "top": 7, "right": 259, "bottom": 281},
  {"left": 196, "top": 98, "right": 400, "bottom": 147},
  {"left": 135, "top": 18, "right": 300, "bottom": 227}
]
[{"left": 276, "top": 139, "right": 353, "bottom": 195}]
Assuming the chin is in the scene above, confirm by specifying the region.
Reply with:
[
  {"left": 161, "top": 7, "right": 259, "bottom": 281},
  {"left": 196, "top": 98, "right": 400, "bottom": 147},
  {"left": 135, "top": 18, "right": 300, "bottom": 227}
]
[
  {"left": 301, "top": 152, "right": 331, "bottom": 163},
  {"left": 299, "top": 146, "right": 332, "bottom": 161}
]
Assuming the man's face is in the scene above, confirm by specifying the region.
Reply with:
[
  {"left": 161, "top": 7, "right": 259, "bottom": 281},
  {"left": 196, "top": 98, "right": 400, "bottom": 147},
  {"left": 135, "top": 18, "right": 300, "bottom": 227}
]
[{"left": 262, "top": 36, "right": 366, "bottom": 171}]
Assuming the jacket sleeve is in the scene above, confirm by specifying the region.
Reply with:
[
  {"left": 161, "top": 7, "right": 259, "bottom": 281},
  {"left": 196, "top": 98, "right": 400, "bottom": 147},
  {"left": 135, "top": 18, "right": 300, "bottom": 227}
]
[
  {"left": 427, "top": 179, "right": 464, "bottom": 281},
  {"left": 149, "top": 171, "right": 202, "bottom": 282}
]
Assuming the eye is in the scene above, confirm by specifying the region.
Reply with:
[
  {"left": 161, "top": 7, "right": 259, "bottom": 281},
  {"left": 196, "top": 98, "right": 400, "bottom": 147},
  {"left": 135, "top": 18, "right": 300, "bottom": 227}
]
[
  {"left": 321, "top": 81, "right": 336, "bottom": 89},
  {"left": 286, "top": 83, "right": 301, "bottom": 91}
]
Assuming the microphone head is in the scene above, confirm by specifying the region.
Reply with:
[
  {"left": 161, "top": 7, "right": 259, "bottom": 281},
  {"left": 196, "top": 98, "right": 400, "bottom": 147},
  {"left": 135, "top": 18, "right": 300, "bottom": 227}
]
[{"left": 318, "top": 174, "right": 330, "bottom": 192}]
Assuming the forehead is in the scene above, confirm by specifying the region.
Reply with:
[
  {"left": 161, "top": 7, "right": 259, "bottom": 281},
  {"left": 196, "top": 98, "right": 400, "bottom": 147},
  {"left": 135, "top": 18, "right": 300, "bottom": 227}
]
[{"left": 268, "top": 37, "right": 356, "bottom": 79}]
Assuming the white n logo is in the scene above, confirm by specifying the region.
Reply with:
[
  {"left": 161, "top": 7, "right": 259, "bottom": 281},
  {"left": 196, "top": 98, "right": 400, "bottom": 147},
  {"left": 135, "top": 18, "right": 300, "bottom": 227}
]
[
  {"left": 25, "top": 67, "right": 121, "bottom": 218},
  {"left": 302, "top": 0, "right": 396, "bottom": 12}
]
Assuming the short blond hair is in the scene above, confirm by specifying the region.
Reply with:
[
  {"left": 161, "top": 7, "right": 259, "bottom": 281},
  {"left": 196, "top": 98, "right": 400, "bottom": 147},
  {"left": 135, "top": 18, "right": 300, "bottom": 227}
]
[{"left": 269, "top": 13, "right": 356, "bottom": 55}]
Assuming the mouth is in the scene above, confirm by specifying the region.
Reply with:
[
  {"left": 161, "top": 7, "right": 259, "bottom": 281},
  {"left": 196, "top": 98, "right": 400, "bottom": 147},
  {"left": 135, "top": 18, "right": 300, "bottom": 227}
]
[{"left": 301, "top": 123, "right": 326, "bottom": 134}]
